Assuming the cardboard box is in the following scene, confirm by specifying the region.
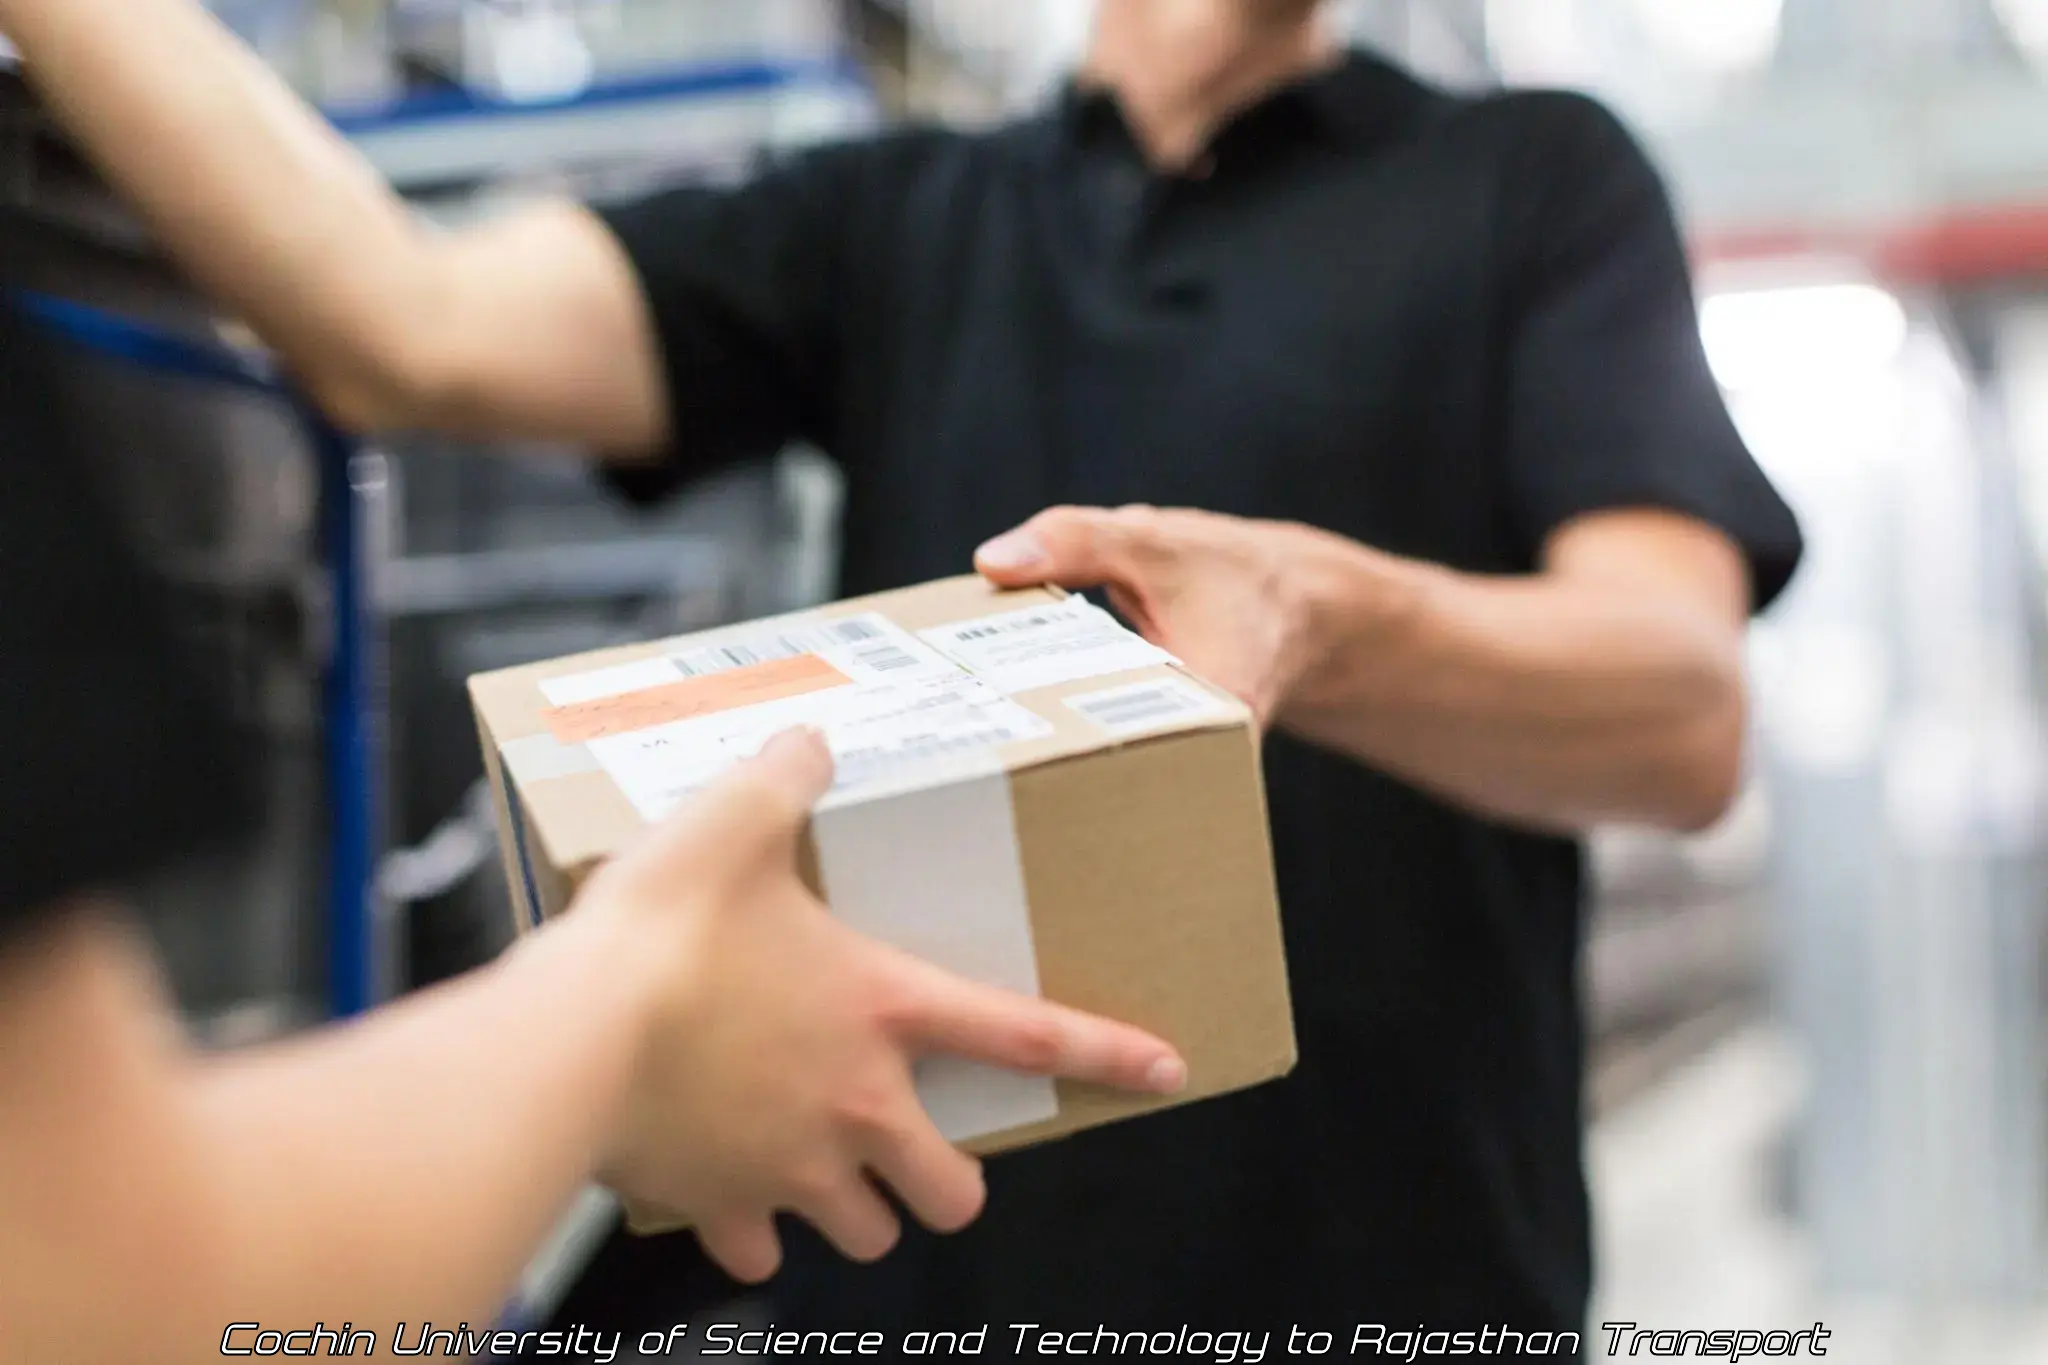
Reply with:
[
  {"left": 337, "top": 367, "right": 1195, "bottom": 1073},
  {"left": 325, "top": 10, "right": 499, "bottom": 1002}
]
[{"left": 469, "top": 576, "right": 1295, "bottom": 1231}]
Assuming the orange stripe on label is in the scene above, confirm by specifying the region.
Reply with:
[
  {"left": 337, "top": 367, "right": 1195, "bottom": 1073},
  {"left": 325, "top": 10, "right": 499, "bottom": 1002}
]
[{"left": 544, "top": 653, "right": 850, "bottom": 744}]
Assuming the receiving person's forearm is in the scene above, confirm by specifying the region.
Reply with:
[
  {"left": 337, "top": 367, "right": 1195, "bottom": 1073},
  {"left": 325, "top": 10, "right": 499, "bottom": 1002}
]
[
  {"left": 0, "top": 0, "right": 444, "bottom": 427},
  {"left": 0, "top": 906, "right": 658, "bottom": 1365},
  {"left": 175, "top": 906, "right": 658, "bottom": 1347},
  {"left": 1285, "top": 552, "right": 1746, "bottom": 833}
]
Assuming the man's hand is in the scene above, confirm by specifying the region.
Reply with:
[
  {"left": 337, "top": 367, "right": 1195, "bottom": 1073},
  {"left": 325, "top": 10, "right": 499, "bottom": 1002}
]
[
  {"left": 977, "top": 505, "right": 1364, "bottom": 724},
  {"left": 977, "top": 504, "right": 1753, "bottom": 834},
  {"left": 574, "top": 729, "right": 1188, "bottom": 1283}
]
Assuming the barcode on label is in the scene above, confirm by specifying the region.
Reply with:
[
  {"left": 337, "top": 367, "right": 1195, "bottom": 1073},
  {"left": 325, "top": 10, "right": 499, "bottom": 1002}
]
[
  {"left": 1076, "top": 688, "right": 1197, "bottom": 727},
  {"left": 669, "top": 616, "right": 888, "bottom": 679},
  {"left": 951, "top": 612, "right": 1063, "bottom": 643},
  {"left": 852, "top": 645, "right": 920, "bottom": 673},
  {"left": 1066, "top": 679, "right": 1227, "bottom": 736}
]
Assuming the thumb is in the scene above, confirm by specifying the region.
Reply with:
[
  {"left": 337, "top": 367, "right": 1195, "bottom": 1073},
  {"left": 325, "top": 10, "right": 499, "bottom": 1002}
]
[
  {"left": 740, "top": 725, "right": 837, "bottom": 806},
  {"left": 975, "top": 506, "right": 1129, "bottom": 589},
  {"left": 627, "top": 727, "right": 835, "bottom": 883}
]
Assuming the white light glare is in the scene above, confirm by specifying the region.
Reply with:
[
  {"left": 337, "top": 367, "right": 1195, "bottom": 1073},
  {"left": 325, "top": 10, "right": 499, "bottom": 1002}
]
[
  {"left": 1630, "top": 0, "right": 1784, "bottom": 74},
  {"left": 1484, "top": 0, "right": 1587, "bottom": 84},
  {"left": 1699, "top": 284, "right": 1909, "bottom": 392},
  {"left": 1995, "top": 0, "right": 2048, "bottom": 62}
]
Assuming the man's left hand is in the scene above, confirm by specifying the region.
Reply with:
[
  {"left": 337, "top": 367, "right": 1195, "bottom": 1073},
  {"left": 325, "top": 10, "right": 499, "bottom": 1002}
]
[{"left": 975, "top": 505, "right": 1345, "bottom": 726}]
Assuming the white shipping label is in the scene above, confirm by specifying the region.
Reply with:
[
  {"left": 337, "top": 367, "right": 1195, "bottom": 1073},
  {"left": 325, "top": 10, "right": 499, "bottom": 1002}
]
[
  {"left": 919, "top": 600, "right": 1178, "bottom": 695},
  {"left": 532, "top": 611, "right": 1052, "bottom": 820},
  {"left": 583, "top": 674, "right": 1052, "bottom": 821},
  {"left": 1066, "top": 677, "right": 1235, "bottom": 738}
]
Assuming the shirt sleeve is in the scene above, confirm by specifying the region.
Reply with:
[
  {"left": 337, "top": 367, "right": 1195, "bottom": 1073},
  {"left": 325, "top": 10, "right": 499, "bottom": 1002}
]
[
  {"left": 591, "top": 139, "right": 875, "bottom": 506},
  {"left": 0, "top": 299, "right": 261, "bottom": 952},
  {"left": 1496, "top": 92, "right": 1803, "bottom": 612}
]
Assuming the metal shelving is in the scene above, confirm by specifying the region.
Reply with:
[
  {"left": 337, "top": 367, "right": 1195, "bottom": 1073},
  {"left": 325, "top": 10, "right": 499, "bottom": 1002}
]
[{"left": 333, "top": 58, "right": 877, "bottom": 190}]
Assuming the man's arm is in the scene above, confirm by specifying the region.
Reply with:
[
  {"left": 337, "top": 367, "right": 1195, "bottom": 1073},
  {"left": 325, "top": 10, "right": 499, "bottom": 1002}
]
[
  {"left": 0, "top": 733, "right": 1185, "bottom": 1365},
  {"left": 973, "top": 99, "right": 1797, "bottom": 838},
  {"left": 975, "top": 504, "right": 1749, "bottom": 835},
  {"left": 0, "top": 0, "right": 669, "bottom": 451},
  {"left": 1282, "top": 508, "right": 1749, "bottom": 833}
]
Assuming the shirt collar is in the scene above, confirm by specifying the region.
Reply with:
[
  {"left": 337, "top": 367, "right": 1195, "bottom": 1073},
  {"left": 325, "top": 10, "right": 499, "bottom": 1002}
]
[
  {"left": 1053, "top": 78, "right": 1126, "bottom": 150},
  {"left": 1044, "top": 49, "right": 1436, "bottom": 161}
]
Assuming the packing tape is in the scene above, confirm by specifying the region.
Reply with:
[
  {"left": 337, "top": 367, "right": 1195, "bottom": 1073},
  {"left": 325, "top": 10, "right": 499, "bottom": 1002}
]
[
  {"left": 811, "top": 750, "right": 1060, "bottom": 1142},
  {"left": 500, "top": 732, "right": 604, "bottom": 784}
]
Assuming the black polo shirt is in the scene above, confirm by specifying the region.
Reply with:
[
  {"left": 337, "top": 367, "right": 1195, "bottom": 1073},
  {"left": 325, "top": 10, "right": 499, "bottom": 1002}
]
[
  {"left": 598, "top": 51, "right": 1800, "bottom": 1344},
  {"left": 0, "top": 294, "right": 256, "bottom": 953}
]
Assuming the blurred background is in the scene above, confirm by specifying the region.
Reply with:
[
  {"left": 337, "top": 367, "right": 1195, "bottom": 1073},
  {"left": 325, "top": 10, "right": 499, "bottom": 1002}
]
[{"left": 7, "top": 2, "right": 2048, "bottom": 1360}]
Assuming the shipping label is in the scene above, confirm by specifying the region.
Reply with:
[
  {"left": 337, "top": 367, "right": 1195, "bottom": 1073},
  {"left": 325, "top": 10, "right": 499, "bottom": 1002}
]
[
  {"left": 918, "top": 599, "right": 1178, "bottom": 694},
  {"left": 535, "top": 613, "right": 1051, "bottom": 820}
]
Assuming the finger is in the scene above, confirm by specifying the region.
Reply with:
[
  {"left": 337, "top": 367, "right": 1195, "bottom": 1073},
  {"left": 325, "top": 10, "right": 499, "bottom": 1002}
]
[
  {"left": 866, "top": 1117, "right": 988, "bottom": 1235},
  {"left": 635, "top": 726, "right": 835, "bottom": 879},
  {"left": 887, "top": 957, "right": 1189, "bottom": 1095},
  {"left": 975, "top": 506, "right": 1141, "bottom": 589},
  {"left": 1105, "top": 581, "right": 1159, "bottom": 640},
  {"left": 696, "top": 1213, "right": 785, "bottom": 1285},
  {"left": 793, "top": 1175, "right": 903, "bottom": 1264}
]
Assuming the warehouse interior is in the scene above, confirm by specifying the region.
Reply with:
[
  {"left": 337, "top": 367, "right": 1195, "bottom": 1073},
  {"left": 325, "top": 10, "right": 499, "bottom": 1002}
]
[{"left": 7, "top": 1, "right": 2048, "bottom": 1361}]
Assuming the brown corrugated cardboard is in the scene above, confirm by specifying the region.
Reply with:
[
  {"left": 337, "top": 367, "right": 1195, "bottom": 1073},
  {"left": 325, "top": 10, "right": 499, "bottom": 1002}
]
[{"left": 469, "top": 576, "right": 1295, "bottom": 1233}]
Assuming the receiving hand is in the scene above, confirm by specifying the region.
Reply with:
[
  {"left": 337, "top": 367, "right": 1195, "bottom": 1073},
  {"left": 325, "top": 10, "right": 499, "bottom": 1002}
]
[{"left": 575, "top": 729, "right": 1187, "bottom": 1283}]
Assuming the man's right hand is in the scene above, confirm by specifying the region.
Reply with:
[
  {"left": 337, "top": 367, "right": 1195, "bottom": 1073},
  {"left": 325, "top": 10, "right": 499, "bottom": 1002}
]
[{"left": 571, "top": 729, "right": 1188, "bottom": 1283}]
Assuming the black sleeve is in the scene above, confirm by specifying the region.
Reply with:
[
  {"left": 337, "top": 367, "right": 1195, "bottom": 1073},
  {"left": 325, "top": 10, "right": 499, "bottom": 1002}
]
[
  {"left": 592, "top": 138, "right": 876, "bottom": 506},
  {"left": 0, "top": 298, "right": 260, "bottom": 951},
  {"left": 1496, "top": 92, "right": 1803, "bottom": 611}
]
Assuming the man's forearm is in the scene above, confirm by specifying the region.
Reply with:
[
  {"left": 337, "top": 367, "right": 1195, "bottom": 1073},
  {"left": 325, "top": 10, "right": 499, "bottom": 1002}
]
[
  {"left": 0, "top": 0, "right": 443, "bottom": 425},
  {"left": 1285, "top": 544, "right": 1747, "bottom": 833}
]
